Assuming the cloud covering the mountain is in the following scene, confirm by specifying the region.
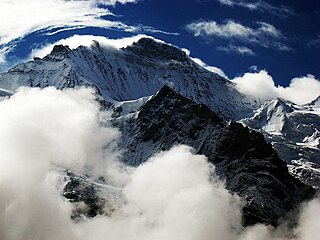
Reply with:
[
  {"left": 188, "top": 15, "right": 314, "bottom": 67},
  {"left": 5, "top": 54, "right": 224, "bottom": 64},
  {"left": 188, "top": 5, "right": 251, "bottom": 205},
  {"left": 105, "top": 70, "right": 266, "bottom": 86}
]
[{"left": 0, "top": 87, "right": 319, "bottom": 240}]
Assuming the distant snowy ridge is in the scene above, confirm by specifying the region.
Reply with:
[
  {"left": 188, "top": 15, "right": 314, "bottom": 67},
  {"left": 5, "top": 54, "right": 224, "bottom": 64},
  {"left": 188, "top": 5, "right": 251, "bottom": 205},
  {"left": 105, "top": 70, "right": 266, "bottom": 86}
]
[{"left": 241, "top": 96, "right": 320, "bottom": 187}]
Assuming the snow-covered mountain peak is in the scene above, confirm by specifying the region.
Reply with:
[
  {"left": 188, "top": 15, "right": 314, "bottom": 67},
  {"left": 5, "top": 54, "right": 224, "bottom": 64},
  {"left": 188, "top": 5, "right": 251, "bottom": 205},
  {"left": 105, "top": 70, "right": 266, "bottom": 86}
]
[
  {"left": 244, "top": 97, "right": 294, "bottom": 134},
  {"left": 241, "top": 96, "right": 320, "bottom": 187},
  {"left": 0, "top": 38, "right": 261, "bottom": 120},
  {"left": 266, "top": 97, "right": 294, "bottom": 113}
]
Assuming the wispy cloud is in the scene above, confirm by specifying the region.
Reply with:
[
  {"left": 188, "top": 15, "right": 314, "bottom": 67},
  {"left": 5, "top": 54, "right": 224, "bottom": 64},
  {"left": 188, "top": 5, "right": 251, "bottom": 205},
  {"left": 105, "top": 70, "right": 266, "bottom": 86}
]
[
  {"left": 186, "top": 19, "right": 289, "bottom": 51},
  {"left": 307, "top": 34, "right": 320, "bottom": 49},
  {"left": 217, "top": 0, "right": 295, "bottom": 17},
  {"left": 217, "top": 44, "right": 255, "bottom": 56},
  {"left": 186, "top": 20, "right": 283, "bottom": 40},
  {"left": 0, "top": 0, "right": 177, "bottom": 66}
]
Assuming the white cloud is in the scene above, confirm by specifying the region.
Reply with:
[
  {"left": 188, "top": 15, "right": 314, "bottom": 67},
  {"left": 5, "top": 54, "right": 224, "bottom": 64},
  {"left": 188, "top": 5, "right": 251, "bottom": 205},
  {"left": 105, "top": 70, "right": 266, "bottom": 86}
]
[
  {"left": 232, "top": 70, "right": 320, "bottom": 104},
  {"left": 217, "top": 0, "right": 295, "bottom": 17},
  {"left": 0, "top": 88, "right": 242, "bottom": 239},
  {"left": 186, "top": 20, "right": 255, "bottom": 39},
  {"left": 257, "top": 22, "right": 283, "bottom": 38},
  {"left": 295, "top": 198, "right": 320, "bottom": 240},
  {"left": 0, "top": 86, "right": 319, "bottom": 240},
  {"left": 30, "top": 34, "right": 154, "bottom": 59},
  {"left": 277, "top": 75, "right": 320, "bottom": 104},
  {"left": 186, "top": 20, "right": 287, "bottom": 51},
  {"left": 232, "top": 70, "right": 277, "bottom": 100},
  {"left": 0, "top": 87, "right": 120, "bottom": 240},
  {"left": 191, "top": 57, "right": 228, "bottom": 78},
  {"left": 217, "top": 44, "right": 255, "bottom": 56},
  {"left": 98, "top": 0, "right": 138, "bottom": 6},
  {"left": 0, "top": 0, "right": 127, "bottom": 46},
  {"left": 0, "top": 0, "right": 177, "bottom": 65}
]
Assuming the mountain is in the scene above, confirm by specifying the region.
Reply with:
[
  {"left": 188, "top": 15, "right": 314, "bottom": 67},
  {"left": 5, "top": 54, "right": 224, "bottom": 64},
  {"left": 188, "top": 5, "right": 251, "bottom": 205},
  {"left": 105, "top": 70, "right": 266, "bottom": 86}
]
[
  {"left": 0, "top": 37, "right": 317, "bottom": 226},
  {"left": 0, "top": 38, "right": 260, "bottom": 120},
  {"left": 1, "top": 37, "right": 316, "bottom": 187},
  {"left": 241, "top": 97, "right": 320, "bottom": 188},
  {"left": 112, "top": 86, "right": 314, "bottom": 226}
]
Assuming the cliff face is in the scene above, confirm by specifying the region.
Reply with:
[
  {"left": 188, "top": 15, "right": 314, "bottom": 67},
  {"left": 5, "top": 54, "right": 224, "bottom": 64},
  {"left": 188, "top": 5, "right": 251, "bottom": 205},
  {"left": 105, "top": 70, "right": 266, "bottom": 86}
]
[{"left": 116, "top": 86, "right": 315, "bottom": 226}]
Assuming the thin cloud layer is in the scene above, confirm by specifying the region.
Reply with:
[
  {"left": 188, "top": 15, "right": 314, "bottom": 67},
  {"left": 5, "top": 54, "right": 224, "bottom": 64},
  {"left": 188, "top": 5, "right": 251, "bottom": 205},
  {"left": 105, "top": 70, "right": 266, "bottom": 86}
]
[
  {"left": 232, "top": 70, "right": 320, "bottom": 104},
  {"left": 30, "top": 34, "right": 154, "bottom": 59},
  {"left": 217, "top": 0, "right": 295, "bottom": 17},
  {"left": 186, "top": 20, "right": 288, "bottom": 52},
  {"left": 186, "top": 20, "right": 283, "bottom": 39},
  {"left": 217, "top": 44, "right": 255, "bottom": 56},
  {"left": 0, "top": 0, "right": 130, "bottom": 63}
]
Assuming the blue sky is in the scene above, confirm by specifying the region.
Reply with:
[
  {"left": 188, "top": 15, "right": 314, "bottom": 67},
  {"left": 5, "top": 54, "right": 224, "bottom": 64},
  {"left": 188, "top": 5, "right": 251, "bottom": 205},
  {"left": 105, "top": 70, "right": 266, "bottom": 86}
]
[{"left": 0, "top": 0, "right": 319, "bottom": 88}]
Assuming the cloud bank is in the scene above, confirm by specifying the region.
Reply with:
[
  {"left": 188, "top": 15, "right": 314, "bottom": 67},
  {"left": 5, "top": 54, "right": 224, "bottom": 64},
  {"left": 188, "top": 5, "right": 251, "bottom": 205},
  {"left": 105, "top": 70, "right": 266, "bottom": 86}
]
[
  {"left": 0, "top": 87, "right": 120, "bottom": 240},
  {"left": 0, "top": 87, "right": 319, "bottom": 240},
  {"left": 232, "top": 70, "right": 320, "bottom": 104},
  {"left": 217, "top": 0, "right": 295, "bottom": 17}
]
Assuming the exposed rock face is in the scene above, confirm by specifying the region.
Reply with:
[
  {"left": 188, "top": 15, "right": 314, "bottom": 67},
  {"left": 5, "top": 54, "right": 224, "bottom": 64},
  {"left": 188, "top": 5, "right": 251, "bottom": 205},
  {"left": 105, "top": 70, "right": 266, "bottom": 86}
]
[
  {"left": 62, "top": 171, "right": 121, "bottom": 221},
  {"left": 116, "top": 86, "right": 315, "bottom": 226}
]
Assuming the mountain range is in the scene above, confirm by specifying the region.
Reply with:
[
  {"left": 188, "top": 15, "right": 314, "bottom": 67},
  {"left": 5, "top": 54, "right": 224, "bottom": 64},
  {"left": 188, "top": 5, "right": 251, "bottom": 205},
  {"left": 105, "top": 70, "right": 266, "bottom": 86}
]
[{"left": 0, "top": 37, "right": 318, "bottom": 226}]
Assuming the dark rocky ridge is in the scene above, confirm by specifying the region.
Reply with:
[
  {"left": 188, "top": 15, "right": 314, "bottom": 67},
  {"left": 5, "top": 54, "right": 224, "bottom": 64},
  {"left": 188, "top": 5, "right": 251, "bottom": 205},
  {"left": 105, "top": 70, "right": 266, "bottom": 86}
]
[{"left": 117, "top": 86, "right": 315, "bottom": 226}]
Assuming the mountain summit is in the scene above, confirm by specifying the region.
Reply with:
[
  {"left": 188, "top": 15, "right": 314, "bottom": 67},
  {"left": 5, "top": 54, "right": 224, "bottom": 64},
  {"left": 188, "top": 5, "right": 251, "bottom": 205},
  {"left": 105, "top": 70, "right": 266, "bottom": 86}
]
[
  {"left": 0, "top": 37, "right": 318, "bottom": 227},
  {"left": 0, "top": 37, "right": 260, "bottom": 120}
]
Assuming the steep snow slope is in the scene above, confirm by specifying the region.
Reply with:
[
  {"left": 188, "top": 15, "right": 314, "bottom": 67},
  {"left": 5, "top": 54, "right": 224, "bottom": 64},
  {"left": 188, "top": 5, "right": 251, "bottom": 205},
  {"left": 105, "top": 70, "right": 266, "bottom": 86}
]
[
  {"left": 241, "top": 97, "right": 320, "bottom": 187},
  {"left": 0, "top": 38, "right": 260, "bottom": 120}
]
